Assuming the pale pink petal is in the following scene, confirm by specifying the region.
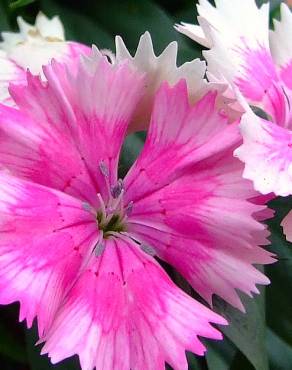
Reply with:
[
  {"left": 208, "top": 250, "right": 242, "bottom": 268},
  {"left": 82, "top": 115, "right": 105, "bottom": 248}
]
[
  {"left": 0, "top": 50, "right": 26, "bottom": 105},
  {"left": 0, "top": 173, "right": 99, "bottom": 336},
  {"left": 235, "top": 109, "right": 292, "bottom": 196},
  {"left": 42, "top": 237, "right": 226, "bottom": 370},
  {"left": 204, "top": 32, "right": 285, "bottom": 124},
  {"left": 124, "top": 81, "right": 273, "bottom": 311},
  {"left": 281, "top": 210, "right": 292, "bottom": 242},
  {"left": 2, "top": 53, "right": 144, "bottom": 202}
]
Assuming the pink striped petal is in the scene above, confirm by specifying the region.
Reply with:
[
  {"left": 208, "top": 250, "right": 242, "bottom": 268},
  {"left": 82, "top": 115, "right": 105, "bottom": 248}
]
[
  {"left": 0, "top": 52, "right": 144, "bottom": 204},
  {"left": 0, "top": 173, "right": 98, "bottom": 336},
  {"left": 124, "top": 80, "right": 240, "bottom": 203},
  {"left": 41, "top": 237, "right": 226, "bottom": 370},
  {"left": 125, "top": 81, "right": 273, "bottom": 310}
]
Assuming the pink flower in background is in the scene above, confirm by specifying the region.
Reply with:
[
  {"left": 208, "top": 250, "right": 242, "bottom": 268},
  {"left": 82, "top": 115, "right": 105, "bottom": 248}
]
[
  {"left": 0, "top": 12, "right": 90, "bottom": 105},
  {"left": 176, "top": 0, "right": 292, "bottom": 196},
  {"left": 0, "top": 48, "right": 274, "bottom": 369},
  {"left": 176, "top": 0, "right": 292, "bottom": 243}
]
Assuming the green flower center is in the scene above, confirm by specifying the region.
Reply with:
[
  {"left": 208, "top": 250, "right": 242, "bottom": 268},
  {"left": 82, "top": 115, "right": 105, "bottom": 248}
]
[{"left": 96, "top": 211, "right": 127, "bottom": 238}]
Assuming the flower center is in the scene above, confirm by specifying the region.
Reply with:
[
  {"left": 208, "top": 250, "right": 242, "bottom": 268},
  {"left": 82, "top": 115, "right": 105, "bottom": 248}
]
[
  {"left": 96, "top": 212, "right": 126, "bottom": 237},
  {"left": 94, "top": 161, "right": 133, "bottom": 244}
]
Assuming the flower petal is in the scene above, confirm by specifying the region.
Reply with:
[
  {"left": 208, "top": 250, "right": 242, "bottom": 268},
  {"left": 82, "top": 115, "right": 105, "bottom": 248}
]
[
  {"left": 115, "top": 32, "right": 209, "bottom": 132},
  {"left": 0, "top": 50, "right": 25, "bottom": 105},
  {"left": 1, "top": 51, "right": 144, "bottom": 202},
  {"left": 177, "top": 0, "right": 287, "bottom": 124},
  {"left": 1, "top": 13, "right": 90, "bottom": 77},
  {"left": 270, "top": 3, "right": 292, "bottom": 77},
  {"left": 0, "top": 173, "right": 98, "bottom": 336},
  {"left": 125, "top": 81, "right": 274, "bottom": 311},
  {"left": 42, "top": 237, "right": 226, "bottom": 370},
  {"left": 281, "top": 210, "right": 292, "bottom": 243},
  {"left": 235, "top": 109, "right": 292, "bottom": 196},
  {"left": 125, "top": 80, "right": 240, "bottom": 202}
]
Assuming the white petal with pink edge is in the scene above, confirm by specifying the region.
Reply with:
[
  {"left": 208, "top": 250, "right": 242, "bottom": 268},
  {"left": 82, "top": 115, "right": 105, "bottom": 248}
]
[{"left": 235, "top": 108, "right": 292, "bottom": 196}]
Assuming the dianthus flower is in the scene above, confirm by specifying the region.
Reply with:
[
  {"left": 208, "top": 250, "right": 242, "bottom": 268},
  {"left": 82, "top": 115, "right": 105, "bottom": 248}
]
[
  {"left": 176, "top": 0, "right": 292, "bottom": 241},
  {"left": 0, "top": 48, "right": 274, "bottom": 369}
]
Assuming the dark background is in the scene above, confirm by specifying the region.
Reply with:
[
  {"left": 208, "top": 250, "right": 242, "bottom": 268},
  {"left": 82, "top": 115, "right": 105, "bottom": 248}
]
[{"left": 0, "top": 0, "right": 291, "bottom": 369}]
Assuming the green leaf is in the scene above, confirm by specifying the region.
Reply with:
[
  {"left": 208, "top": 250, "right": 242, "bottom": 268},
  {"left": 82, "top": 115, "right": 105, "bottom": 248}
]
[
  {"left": 213, "top": 289, "right": 268, "bottom": 370},
  {"left": 0, "top": 0, "right": 10, "bottom": 30},
  {"left": 266, "top": 197, "right": 292, "bottom": 348},
  {"left": 267, "top": 328, "right": 292, "bottom": 370},
  {"left": 206, "top": 338, "right": 237, "bottom": 370},
  {"left": 64, "top": 0, "right": 200, "bottom": 64},
  {"left": 9, "top": 0, "right": 35, "bottom": 10},
  {"left": 119, "top": 132, "right": 145, "bottom": 178},
  {"left": 40, "top": 0, "right": 113, "bottom": 49}
]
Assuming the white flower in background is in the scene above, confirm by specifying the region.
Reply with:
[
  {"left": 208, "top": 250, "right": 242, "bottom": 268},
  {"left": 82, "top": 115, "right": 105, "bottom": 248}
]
[{"left": 0, "top": 12, "right": 90, "bottom": 105}]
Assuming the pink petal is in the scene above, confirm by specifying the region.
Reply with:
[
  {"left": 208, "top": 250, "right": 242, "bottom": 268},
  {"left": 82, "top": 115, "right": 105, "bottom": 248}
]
[
  {"left": 0, "top": 52, "right": 144, "bottom": 204},
  {"left": 235, "top": 109, "right": 292, "bottom": 196},
  {"left": 42, "top": 237, "right": 226, "bottom": 370},
  {"left": 124, "top": 80, "right": 240, "bottom": 203},
  {"left": 124, "top": 81, "right": 274, "bottom": 311},
  {"left": 0, "top": 173, "right": 98, "bottom": 336},
  {"left": 281, "top": 210, "right": 292, "bottom": 242}
]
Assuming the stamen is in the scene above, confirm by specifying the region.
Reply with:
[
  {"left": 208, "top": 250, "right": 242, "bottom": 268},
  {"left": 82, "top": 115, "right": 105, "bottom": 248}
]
[
  {"left": 99, "top": 160, "right": 109, "bottom": 178},
  {"left": 97, "top": 193, "right": 106, "bottom": 222},
  {"left": 140, "top": 244, "right": 156, "bottom": 256},
  {"left": 110, "top": 179, "right": 124, "bottom": 199},
  {"left": 126, "top": 201, "right": 134, "bottom": 216},
  {"left": 94, "top": 242, "right": 105, "bottom": 257},
  {"left": 82, "top": 202, "right": 91, "bottom": 212}
]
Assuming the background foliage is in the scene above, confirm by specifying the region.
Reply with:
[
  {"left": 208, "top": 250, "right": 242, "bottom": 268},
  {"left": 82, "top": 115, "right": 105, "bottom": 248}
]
[{"left": 0, "top": 0, "right": 291, "bottom": 369}]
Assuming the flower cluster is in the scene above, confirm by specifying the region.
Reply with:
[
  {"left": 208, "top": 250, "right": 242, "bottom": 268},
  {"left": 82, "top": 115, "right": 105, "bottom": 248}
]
[{"left": 0, "top": 2, "right": 288, "bottom": 369}]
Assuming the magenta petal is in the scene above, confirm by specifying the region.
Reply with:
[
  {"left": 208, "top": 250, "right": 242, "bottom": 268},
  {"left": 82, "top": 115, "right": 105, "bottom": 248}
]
[
  {"left": 0, "top": 173, "right": 98, "bottom": 336},
  {"left": 41, "top": 237, "right": 226, "bottom": 370}
]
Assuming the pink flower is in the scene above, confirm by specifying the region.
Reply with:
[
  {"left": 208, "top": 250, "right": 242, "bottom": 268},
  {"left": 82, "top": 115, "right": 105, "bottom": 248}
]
[
  {"left": 176, "top": 1, "right": 292, "bottom": 197},
  {"left": 176, "top": 0, "right": 292, "bottom": 243},
  {"left": 0, "top": 12, "right": 90, "bottom": 105},
  {"left": 0, "top": 49, "right": 274, "bottom": 369}
]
